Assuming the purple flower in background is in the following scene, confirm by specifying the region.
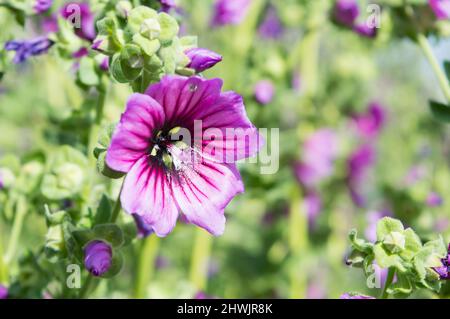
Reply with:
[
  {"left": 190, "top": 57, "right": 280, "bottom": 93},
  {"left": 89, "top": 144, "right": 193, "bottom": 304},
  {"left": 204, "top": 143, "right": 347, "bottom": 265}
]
[
  {"left": 340, "top": 292, "right": 375, "bottom": 299},
  {"left": 0, "top": 285, "right": 8, "bottom": 299},
  {"left": 304, "top": 191, "right": 322, "bottom": 228},
  {"left": 61, "top": 2, "right": 96, "bottom": 41},
  {"left": 352, "top": 102, "right": 386, "bottom": 139},
  {"left": 307, "top": 283, "right": 326, "bottom": 299},
  {"left": 84, "top": 240, "right": 113, "bottom": 277},
  {"left": 295, "top": 129, "right": 339, "bottom": 188},
  {"left": 426, "top": 192, "right": 443, "bottom": 207},
  {"left": 353, "top": 23, "right": 377, "bottom": 38},
  {"left": 403, "top": 165, "right": 427, "bottom": 186},
  {"left": 133, "top": 215, "right": 154, "bottom": 238},
  {"left": 258, "top": 6, "right": 283, "bottom": 39},
  {"left": 429, "top": 0, "right": 450, "bottom": 20},
  {"left": 435, "top": 217, "right": 449, "bottom": 232},
  {"left": 5, "top": 37, "right": 54, "bottom": 64},
  {"left": 106, "top": 75, "right": 262, "bottom": 236},
  {"left": 365, "top": 210, "right": 391, "bottom": 242},
  {"left": 34, "top": 0, "right": 52, "bottom": 14},
  {"left": 254, "top": 80, "right": 274, "bottom": 105},
  {"left": 347, "top": 144, "right": 376, "bottom": 207},
  {"left": 99, "top": 56, "right": 109, "bottom": 71},
  {"left": 41, "top": 15, "right": 59, "bottom": 34},
  {"left": 72, "top": 47, "right": 89, "bottom": 58},
  {"left": 211, "top": 0, "right": 252, "bottom": 26},
  {"left": 159, "top": 0, "right": 176, "bottom": 12},
  {"left": 185, "top": 48, "right": 222, "bottom": 73},
  {"left": 333, "top": 0, "right": 359, "bottom": 27},
  {"left": 292, "top": 72, "right": 302, "bottom": 93},
  {"left": 433, "top": 243, "right": 450, "bottom": 279}
]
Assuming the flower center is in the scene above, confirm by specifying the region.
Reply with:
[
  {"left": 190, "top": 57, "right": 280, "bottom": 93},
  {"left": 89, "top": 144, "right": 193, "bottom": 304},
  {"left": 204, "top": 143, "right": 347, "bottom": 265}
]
[{"left": 149, "top": 127, "right": 185, "bottom": 170}]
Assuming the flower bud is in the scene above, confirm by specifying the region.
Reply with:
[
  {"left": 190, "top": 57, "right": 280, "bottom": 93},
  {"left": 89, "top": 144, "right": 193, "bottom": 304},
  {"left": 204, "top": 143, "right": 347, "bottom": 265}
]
[
  {"left": 140, "top": 18, "right": 161, "bottom": 39},
  {"left": 116, "top": 0, "right": 132, "bottom": 18},
  {"left": 0, "top": 285, "right": 8, "bottom": 299},
  {"left": 333, "top": 0, "right": 359, "bottom": 27},
  {"left": 254, "top": 80, "right": 274, "bottom": 105},
  {"left": 382, "top": 231, "right": 405, "bottom": 253},
  {"left": 185, "top": 48, "right": 222, "bottom": 73},
  {"left": 353, "top": 24, "right": 377, "bottom": 38},
  {"left": 84, "top": 240, "right": 113, "bottom": 277}
]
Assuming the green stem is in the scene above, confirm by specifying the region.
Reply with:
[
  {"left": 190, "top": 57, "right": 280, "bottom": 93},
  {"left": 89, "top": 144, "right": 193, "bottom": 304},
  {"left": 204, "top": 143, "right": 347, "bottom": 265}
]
[
  {"left": 87, "top": 85, "right": 107, "bottom": 159},
  {"left": 380, "top": 268, "right": 395, "bottom": 299},
  {"left": 4, "top": 196, "right": 27, "bottom": 264},
  {"left": 0, "top": 222, "right": 6, "bottom": 283},
  {"left": 189, "top": 229, "right": 213, "bottom": 292},
  {"left": 297, "top": 29, "right": 321, "bottom": 97},
  {"left": 288, "top": 186, "right": 308, "bottom": 299},
  {"left": 416, "top": 33, "right": 450, "bottom": 103},
  {"left": 133, "top": 235, "right": 160, "bottom": 298},
  {"left": 78, "top": 275, "right": 95, "bottom": 299}
]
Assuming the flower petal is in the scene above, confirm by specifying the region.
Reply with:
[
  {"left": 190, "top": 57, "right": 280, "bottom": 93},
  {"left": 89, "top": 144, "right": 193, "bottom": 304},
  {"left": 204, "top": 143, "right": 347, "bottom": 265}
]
[
  {"left": 169, "top": 146, "right": 244, "bottom": 236},
  {"left": 106, "top": 93, "right": 165, "bottom": 173},
  {"left": 145, "top": 75, "right": 222, "bottom": 127},
  {"left": 121, "top": 156, "right": 179, "bottom": 237},
  {"left": 199, "top": 91, "right": 263, "bottom": 162}
]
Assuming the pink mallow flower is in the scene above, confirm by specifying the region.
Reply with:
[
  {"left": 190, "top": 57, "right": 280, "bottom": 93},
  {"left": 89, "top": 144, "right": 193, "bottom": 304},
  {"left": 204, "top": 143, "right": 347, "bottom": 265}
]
[
  {"left": 106, "top": 75, "right": 262, "bottom": 236},
  {"left": 429, "top": 0, "right": 450, "bottom": 20}
]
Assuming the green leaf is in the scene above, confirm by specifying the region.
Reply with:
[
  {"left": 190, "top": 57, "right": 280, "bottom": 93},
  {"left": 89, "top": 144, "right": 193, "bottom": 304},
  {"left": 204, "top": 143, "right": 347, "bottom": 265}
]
[
  {"left": 399, "top": 228, "right": 422, "bottom": 261},
  {"left": 127, "top": 6, "right": 158, "bottom": 34},
  {"left": 110, "top": 54, "right": 129, "bottom": 83},
  {"left": 120, "top": 44, "right": 144, "bottom": 81},
  {"left": 78, "top": 57, "right": 100, "bottom": 87},
  {"left": 376, "top": 217, "right": 404, "bottom": 242},
  {"left": 373, "top": 243, "right": 407, "bottom": 273},
  {"left": 72, "top": 229, "right": 95, "bottom": 247},
  {"left": 386, "top": 273, "right": 412, "bottom": 297},
  {"left": 93, "top": 224, "right": 124, "bottom": 248},
  {"left": 94, "top": 195, "right": 112, "bottom": 225},
  {"left": 429, "top": 100, "right": 450, "bottom": 123},
  {"left": 348, "top": 229, "right": 373, "bottom": 253},
  {"left": 133, "top": 34, "right": 161, "bottom": 56},
  {"left": 157, "top": 12, "right": 179, "bottom": 43},
  {"left": 101, "top": 251, "right": 123, "bottom": 278}
]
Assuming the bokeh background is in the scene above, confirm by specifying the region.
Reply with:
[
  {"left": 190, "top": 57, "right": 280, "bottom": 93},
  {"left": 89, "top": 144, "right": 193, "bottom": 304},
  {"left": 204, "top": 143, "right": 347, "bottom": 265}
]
[{"left": 1, "top": 0, "right": 450, "bottom": 298}]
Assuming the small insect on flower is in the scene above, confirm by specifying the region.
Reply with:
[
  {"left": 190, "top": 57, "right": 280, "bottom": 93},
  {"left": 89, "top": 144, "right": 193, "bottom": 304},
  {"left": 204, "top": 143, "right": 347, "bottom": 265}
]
[
  {"left": 84, "top": 240, "right": 113, "bottom": 277},
  {"left": 106, "top": 75, "right": 263, "bottom": 236},
  {"left": 185, "top": 48, "right": 222, "bottom": 73},
  {"left": 4, "top": 37, "right": 54, "bottom": 64}
]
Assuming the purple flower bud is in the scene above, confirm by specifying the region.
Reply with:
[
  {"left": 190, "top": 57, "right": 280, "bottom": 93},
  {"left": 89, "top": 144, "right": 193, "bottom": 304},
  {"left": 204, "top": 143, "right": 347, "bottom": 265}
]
[
  {"left": 185, "top": 48, "right": 222, "bottom": 73},
  {"left": 429, "top": 0, "right": 450, "bottom": 20},
  {"left": 84, "top": 240, "right": 112, "bottom": 277},
  {"left": 61, "top": 2, "right": 96, "bottom": 41},
  {"left": 34, "top": 0, "right": 52, "bottom": 14},
  {"left": 100, "top": 56, "right": 109, "bottom": 71},
  {"left": 72, "top": 47, "right": 89, "bottom": 58},
  {"left": 0, "top": 285, "right": 8, "bottom": 299},
  {"left": 254, "top": 80, "right": 274, "bottom": 105},
  {"left": 340, "top": 292, "right": 375, "bottom": 299},
  {"left": 426, "top": 192, "right": 443, "bottom": 207},
  {"left": 4, "top": 37, "right": 54, "bottom": 64},
  {"left": 133, "top": 215, "right": 154, "bottom": 238},
  {"left": 353, "top": 23, "right": 377, "bottom": 38},
  {"left": 333, "top": 0, "right": 359, "bottom": 27},
  {"left": 211, "top": 0, "right": 252, "bottom": 27},
  {"left": 258, "top": 6, "right": 283, "bottom": 39}
]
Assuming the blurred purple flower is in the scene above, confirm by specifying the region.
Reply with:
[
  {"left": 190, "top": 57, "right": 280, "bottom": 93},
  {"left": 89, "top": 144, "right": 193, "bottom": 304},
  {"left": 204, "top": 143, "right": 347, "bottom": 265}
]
[
  {"left": 340, "top": 292, "right": 375, "bottom": 299},
  {"left": 435, "top": 217, "right": 449, "bottom": 232},
  {"left": 353, "top": 23, "right": 377, "bottom": 38},
  {"left": 0, "top": 285, "right": 8, "bottom": 299},
  {"left": 352, "top": 102, "right": 386, "bottom": 139},
  {"left": 99, "top": 56, "right": 109, "bottom": 71},
  {"left": 254, "top": 80, "right": 274, "bottom": 105},
  {"left": 307, "top": 283, "right": 326, "bottom": 299},
  {"left": 34, "top": 0, "right": 52, "bottom": 14},
  {"left": 304, "top": 191, "right": 322, "bottom": 229},
  {"left": 84, "top": 240, "right": 113, "bottom": 277},
  {"left": 5, "top": 37, "right": 54, "bottom": 64},
  {"left": 185, "top": 48, "right": 222, "bottom": 73},
  {"left": 194, "top": 291, "right": 214, "bottom": 299},
  {"left": 429, "top": 0, "right": 450, "bottom": 20},
  {"left": 72, "top": 47, "right": 89, "bottom": 58},
  {"left": 159, "top": 0, "right": 176, "bottom": 12},
  {"left": 155, "top": 255, "right": 170, "bottom": 269},
  {"left": 61, "top": 2, "right": 96, "bottom": 41},
  {"left": 211, "top": 0, "right": 252, "bottom": 26},
  {"left": 403, "top": 165, "right": 427, "bottom": 186},
  {"left": 426, "top": 192, "right": 443, "bottom": 207},
  {"left": 258, "top": 6, "right": 283, "bottom": 39},
  {"left": 41, "top": 15, "right": 59, "bottom": 34},
  {"left": 292, "top": 71, "right": 301, "bottom": 92},
  {"left": 295, "top": 129, "right": 339, "bottom": 188},
  {"left": 433, "top": 243, "right": 450, "bottom": 279},
  {"left": 347, "top": 144, "right": 376, "bottom": 207},
  {"left": 333, "top": 0, "right": 359, "bottom": 27}
]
